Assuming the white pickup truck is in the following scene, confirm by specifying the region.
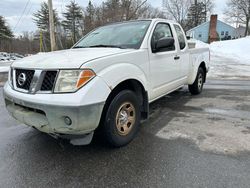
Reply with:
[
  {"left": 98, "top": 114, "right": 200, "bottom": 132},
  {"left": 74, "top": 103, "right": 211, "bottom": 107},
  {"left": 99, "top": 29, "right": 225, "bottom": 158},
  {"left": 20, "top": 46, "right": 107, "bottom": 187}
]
[{"left": 3, "top": 19, "right": 209, "bottom": 147}]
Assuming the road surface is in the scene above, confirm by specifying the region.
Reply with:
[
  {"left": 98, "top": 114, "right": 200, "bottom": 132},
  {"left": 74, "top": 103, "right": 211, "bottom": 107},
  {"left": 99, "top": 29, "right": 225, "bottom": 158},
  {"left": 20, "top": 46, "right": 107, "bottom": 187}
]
[{"left": 0, "top": 79, "right": 250, "bottom": 188}]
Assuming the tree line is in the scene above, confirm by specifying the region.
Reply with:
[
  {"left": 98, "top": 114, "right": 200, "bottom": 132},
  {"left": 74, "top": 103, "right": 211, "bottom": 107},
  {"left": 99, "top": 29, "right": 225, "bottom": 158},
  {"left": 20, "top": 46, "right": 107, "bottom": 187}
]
[
  {"left": 164, "top": 0, "right": 250, "bottom": 36},
  {"left": 0, "top": 0, "right": 250, "bottom": 54},
  {"left": 33, "top": 0, "right": 166, "bottom": 52}
]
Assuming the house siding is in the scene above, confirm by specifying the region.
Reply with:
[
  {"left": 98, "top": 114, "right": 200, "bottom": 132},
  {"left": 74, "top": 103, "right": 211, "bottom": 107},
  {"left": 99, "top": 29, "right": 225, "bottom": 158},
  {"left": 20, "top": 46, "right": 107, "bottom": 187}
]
[{"left": 187, "top": 20, "right": 236, "bottom": 43}]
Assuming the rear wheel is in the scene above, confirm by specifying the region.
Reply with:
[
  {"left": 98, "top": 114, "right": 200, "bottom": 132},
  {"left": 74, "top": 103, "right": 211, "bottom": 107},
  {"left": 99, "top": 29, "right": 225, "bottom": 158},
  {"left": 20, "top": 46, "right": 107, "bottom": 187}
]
[
  {"left": 103, "top": 90, "right": 141, "bottom": 147},
  {"left": 188, "top": 67, "right": 205, "bottom": 95}
]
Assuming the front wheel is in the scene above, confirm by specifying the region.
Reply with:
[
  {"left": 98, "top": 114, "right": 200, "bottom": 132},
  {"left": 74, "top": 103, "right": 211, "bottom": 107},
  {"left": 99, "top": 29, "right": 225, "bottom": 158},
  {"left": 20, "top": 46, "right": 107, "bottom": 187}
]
[
  {"left": 103, "top": 90, "right": 141, "bottom": 147},
  {"left": 188, "top": 67, "right": 205, "bottom": 95}
]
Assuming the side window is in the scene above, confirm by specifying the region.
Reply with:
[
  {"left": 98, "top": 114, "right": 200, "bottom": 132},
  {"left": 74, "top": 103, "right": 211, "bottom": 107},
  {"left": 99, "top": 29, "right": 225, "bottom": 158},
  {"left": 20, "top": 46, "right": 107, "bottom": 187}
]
[
  {"left": 174, "top": 25, "right": 186, "bottom": 50},
  {"left": 151, "top": 23, "right": 174, "bottom": 52}
]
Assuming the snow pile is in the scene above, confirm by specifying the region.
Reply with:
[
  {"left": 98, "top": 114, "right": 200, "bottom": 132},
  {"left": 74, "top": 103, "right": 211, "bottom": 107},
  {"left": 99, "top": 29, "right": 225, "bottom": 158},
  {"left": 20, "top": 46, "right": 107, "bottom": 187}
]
[
  {"left": 203, "top": 37, "right": 250, "bottom": 79},
  {"left": 210, "top": 37, "right": 250, "bottom": 64},
  {"left": 193, "top": 39, "right": 209, "bottom": 48}
]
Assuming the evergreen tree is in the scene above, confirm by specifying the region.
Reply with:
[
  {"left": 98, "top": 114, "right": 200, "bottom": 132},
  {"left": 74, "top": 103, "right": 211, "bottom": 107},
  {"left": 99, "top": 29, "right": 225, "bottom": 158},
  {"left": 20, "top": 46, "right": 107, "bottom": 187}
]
[
  {"left": 33, "top": 2, "right": 59, "bottom": 51},
  {"left": 0, "top": 16, "right": 13, "bottom": 39},
  {"left": 186, "top": 0, "right": 214, "bottom": 31},
  {"left": 33, "top": 2, "right": 59, "bottom": 32},
  {"left": 83, "top": 1, "right": 96, "bottom": 34},
  {"left": 62, "top": 1, "right": 83, "bottom": 44},
  {"left": 187, "top": 1, "right": 206, "bottom": 29}
]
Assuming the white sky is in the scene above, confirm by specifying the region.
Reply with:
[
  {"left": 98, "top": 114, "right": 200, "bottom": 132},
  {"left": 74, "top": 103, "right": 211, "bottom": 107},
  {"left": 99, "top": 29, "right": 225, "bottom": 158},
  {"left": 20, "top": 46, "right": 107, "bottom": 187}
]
[{"left": 0, "top": 0, "right": 227, "bottom": 35}]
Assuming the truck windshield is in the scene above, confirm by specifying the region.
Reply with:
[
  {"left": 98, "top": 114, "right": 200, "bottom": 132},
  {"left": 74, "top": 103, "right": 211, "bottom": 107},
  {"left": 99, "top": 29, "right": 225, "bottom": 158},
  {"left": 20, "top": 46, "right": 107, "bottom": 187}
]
[{"left": 73, "top": 20, "right": 151, "bottom": 49}]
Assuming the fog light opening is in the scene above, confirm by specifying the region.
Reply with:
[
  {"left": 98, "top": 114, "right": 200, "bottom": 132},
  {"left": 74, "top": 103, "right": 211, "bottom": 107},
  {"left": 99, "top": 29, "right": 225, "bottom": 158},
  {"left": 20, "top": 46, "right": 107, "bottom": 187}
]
[{"left": 64, "top": 116, "right": 72, "bottom": 126}]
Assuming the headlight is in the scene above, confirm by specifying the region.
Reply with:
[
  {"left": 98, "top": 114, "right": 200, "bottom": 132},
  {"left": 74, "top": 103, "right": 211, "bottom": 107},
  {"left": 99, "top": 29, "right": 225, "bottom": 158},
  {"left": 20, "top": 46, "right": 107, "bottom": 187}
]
[{"left": 54, "top": 69, "right": 95, "bottom": 93}]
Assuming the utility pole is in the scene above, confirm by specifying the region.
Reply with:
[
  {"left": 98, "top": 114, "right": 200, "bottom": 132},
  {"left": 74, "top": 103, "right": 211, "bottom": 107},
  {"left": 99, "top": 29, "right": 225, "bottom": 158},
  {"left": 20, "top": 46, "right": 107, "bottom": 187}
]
[
  {"left": 40, "top": 30, "right": 43, "bottom": 52},
  {"left": 48, "top": 0, "right": 56, "bottom": 51}
]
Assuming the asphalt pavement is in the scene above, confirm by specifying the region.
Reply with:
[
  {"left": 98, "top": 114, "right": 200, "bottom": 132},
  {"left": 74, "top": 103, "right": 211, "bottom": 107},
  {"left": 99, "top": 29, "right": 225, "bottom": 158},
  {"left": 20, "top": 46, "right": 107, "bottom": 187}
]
[{"left": 0, "top": 79, "right": 250, "bottom": 188}]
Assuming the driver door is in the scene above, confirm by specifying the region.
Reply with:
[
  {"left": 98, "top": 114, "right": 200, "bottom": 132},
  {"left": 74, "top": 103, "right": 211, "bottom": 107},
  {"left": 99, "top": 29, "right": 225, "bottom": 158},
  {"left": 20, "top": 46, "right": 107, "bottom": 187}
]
[{"left": 148, "top": 23, "right": 180, "bottom": 100}]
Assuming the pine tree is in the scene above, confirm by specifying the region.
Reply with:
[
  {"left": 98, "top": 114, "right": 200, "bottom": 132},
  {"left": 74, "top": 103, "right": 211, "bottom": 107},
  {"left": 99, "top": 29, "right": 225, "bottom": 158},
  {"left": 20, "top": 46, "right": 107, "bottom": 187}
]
[
  {"left": 33, "top": 2, "right": 59, "bottom": 51},
  {"left": 33, "top": 2, "right": 59, "bottom": 32},
  {"left": 186, "top": 1, "right": 207, "bottom": 31},
  {"left": 0, "top": 16, "right": 13, "bottom": 39},
  {"left": 185, "top": 0, "right": 214, "bottom": 31},
  {"left": 62, "top": 1, "right": 83, "bottom": 44},
  {"left": 83, "top": 1, "right": 96, "bottom": 34}
]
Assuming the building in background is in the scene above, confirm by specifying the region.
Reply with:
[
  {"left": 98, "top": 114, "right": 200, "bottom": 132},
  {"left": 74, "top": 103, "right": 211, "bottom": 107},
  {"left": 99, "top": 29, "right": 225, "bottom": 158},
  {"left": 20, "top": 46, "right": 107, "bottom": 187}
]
[
  {"left": 186, "top": 15, "right": 237, "bottom": 43},
  {"left": 235, "top": 25, "right": 246, "bottom": 38}
]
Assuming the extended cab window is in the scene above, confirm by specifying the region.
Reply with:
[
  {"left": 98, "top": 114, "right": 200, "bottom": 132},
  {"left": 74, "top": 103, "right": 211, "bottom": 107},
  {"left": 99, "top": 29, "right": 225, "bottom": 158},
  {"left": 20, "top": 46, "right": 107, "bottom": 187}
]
[
  {"left": 151, "top": 23, "right": 175, "bottom": 52},
  {"left": 174, "top": 25, "right": 186, "bottom": 50}
]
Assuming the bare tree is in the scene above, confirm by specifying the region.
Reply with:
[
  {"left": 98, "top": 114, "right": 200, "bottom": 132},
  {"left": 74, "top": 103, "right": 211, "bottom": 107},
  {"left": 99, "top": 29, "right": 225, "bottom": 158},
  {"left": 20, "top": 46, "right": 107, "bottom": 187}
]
[
  {"left": 142, "top": 5, "right": 169, "bottom": 19},
  {"left": 83, "top": 0, "right": 150, "bottom": 34},
  {"left": 225, "top": 0, "right": 250, "bottom": 36},
  {"left": 163, "top": 0, "right": 192, "bottom": 27},
  {"left": 122, "top": 0, "right": 148, "bottom": 20},
  {"left": 203, "top": 0, "right": 214, "bottom": 21}
]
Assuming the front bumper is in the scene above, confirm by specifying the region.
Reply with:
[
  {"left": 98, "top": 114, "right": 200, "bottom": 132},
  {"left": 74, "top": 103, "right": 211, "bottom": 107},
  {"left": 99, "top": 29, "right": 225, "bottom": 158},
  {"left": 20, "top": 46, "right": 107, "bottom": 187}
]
[{"left": 3, "top": 84, "right": 105, "bottom": 135}]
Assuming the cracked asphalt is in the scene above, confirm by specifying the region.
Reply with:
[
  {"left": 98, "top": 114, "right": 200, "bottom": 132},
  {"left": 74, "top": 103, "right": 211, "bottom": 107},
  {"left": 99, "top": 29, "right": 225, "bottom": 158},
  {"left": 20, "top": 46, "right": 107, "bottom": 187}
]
[{"left": 0, "top": 79, "right": 250, "bottom": 188}]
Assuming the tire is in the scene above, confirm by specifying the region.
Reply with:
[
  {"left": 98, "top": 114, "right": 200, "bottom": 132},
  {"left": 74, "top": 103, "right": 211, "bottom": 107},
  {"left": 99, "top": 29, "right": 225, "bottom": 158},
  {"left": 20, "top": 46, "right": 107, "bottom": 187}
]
[
  {"left": 188, "top": 67, "right": 205, "bottom": 95},
  {"left": 103, "top": 90, "right": 141, "bottom": 147}
]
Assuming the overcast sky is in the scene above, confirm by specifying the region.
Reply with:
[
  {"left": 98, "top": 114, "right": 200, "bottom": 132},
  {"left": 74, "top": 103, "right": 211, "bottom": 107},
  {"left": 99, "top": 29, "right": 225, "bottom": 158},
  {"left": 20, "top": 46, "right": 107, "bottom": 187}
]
[{"left": 0, "top": 0, "right": 227, "bottom": 35}]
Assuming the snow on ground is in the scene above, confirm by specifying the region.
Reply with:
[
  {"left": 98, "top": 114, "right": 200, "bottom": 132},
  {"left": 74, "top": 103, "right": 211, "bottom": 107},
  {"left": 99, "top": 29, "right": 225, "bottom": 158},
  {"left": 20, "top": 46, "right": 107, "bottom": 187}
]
[
  {"left": 195, "top": 37, "right": 250, "bottom": 80},
  {"left": 0, "top": 67, "right": 9, "bottom": 73},
  {"left": 0, "top": 61, "right": 12, "bottom": 73},
  {"left": 210, "top": 37, "right": 250, "bottom": 64},
  {"left": 0, "top": 61, "right": 13, "bottom": 73}
]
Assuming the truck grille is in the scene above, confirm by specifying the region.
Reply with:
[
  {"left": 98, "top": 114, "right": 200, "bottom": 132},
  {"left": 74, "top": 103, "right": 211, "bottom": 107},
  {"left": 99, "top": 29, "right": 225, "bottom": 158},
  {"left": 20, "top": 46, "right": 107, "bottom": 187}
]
[
  {"left": 15, "top": 69, "right": 35, "bottom": 90},
  {"left": 41, "top": 71, "right": 58, "bottom": 91},
  {"left": 13, "top": 69, "right": 58, "bottom": 93}
]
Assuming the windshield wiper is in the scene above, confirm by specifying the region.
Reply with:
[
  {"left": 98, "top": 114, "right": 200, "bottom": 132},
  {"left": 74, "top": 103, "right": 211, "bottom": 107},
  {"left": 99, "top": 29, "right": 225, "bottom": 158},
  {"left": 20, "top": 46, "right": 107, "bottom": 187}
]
[
  {"left": 88, "top": 44, "right": 125, "bottom": 49},
  {"left": 73, "top": 44, "right": 126, "bottom": 49},
  {"left": 72, "top": 46, "right": 87, "bottom": 49}
]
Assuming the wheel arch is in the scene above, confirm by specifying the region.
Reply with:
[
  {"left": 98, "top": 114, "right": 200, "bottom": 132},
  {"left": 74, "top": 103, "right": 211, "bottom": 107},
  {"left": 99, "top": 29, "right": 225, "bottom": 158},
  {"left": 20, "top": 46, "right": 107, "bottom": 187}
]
[
  {"left": 188, "top": 61, "right": 208, "bottom": 85},
  {"left": 99, "top": 79, "right": 149, "bottom": 131}
]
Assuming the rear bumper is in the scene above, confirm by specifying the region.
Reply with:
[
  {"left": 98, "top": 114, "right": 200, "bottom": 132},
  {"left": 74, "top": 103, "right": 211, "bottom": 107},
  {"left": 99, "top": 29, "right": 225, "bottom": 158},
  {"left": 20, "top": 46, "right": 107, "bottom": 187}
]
[{"left": 3, "top": 84, "right": 105, "bottom": 135}]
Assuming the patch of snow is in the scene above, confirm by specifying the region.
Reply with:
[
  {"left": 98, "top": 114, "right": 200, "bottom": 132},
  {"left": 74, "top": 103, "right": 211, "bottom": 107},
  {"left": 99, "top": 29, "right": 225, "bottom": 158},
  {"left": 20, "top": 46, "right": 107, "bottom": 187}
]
[
  {"left": 210, "top": 37, "right": 250, "bottom": 65},
  {"left": 0, "top": 67, "right": 9, "bottom": 73},
  {"left": 192, "top": 39, "right": 209, "bottom": 48},
  {"left": 0, "top": 61, "right": 12, "bottom": 73},
  {"left": 192, "top": 37, "right": 250, "bottom": 79}
]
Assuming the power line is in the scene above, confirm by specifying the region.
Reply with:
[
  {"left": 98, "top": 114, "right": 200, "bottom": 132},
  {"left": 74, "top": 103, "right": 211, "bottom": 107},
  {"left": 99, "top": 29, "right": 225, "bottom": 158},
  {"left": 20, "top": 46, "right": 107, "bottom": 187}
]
[
  {"left": 18, "top": 3, "right": 33, "bottom": 30},
  {"left": 13, "top": 0, "right": 31, "bottom": 32}
]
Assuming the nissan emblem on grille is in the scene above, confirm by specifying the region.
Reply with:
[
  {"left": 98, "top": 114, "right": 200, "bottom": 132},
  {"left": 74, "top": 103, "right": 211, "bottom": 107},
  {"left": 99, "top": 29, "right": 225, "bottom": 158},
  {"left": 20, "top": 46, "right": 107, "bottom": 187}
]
[{"left": 17, "top": 73, "right": 27, "bottom": 86}]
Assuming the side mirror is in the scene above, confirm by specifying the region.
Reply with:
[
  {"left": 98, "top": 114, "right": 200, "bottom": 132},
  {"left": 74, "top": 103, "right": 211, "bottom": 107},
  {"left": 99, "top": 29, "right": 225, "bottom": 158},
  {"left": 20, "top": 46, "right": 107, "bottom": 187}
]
[{"left": 154, "top": 37, "right": 175, "bottom": 52}]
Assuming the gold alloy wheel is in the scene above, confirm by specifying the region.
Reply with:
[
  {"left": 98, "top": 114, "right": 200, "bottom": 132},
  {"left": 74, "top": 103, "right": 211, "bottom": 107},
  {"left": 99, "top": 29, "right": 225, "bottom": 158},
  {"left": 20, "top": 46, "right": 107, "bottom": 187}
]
[{"left": 115, "top": 102, "right": 136, "bottom": 136}]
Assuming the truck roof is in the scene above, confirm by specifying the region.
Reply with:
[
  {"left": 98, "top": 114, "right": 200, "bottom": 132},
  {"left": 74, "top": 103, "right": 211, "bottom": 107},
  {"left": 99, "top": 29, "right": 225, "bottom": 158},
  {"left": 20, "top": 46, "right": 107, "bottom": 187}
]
[
  {"left": 104, "top": 18, "right": 177, "bottom": 27},
  {"left": 137, "top": 18, "right": 176, "bottom": 23}
]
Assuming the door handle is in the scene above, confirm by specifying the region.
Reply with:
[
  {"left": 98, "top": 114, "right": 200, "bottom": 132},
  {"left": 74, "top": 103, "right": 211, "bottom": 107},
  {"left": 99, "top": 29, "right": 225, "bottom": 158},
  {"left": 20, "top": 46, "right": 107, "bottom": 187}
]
[{"left": 174, "top": 56, "right": 180, "bottom": 60}]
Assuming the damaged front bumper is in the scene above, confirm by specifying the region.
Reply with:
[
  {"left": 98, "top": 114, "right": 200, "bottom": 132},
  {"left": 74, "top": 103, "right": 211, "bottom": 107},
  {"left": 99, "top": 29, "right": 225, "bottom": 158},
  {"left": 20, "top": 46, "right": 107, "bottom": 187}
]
[{"left": 3, "top": 85, "right": 105, "bottom": 136}]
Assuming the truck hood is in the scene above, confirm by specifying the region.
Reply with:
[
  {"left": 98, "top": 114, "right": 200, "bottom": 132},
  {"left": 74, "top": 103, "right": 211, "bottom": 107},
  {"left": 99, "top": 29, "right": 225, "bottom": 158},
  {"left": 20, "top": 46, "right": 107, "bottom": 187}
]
[{"left": 12, "top": 48, "right": 134, "bottom": 69}]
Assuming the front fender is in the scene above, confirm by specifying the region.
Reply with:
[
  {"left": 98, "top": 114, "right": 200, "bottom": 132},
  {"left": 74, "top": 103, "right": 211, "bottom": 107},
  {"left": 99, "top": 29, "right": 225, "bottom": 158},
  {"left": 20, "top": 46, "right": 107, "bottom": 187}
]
[{"left": 97, "top": 63, "right": 149, "bottom": 92}]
